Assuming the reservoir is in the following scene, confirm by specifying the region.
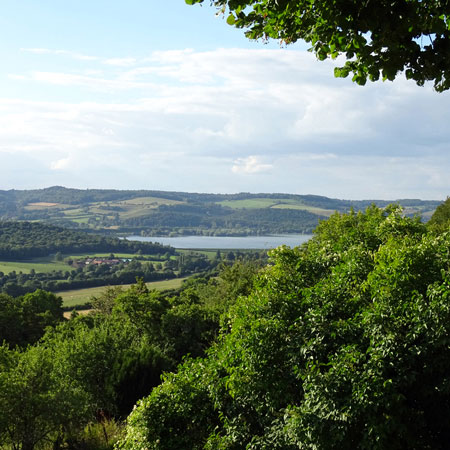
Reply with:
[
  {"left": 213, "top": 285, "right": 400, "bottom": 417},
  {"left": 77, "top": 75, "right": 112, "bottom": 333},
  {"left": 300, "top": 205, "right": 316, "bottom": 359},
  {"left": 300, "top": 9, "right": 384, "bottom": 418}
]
[{"left": 126, "top": 234, "right": 312, "bottom": 249}]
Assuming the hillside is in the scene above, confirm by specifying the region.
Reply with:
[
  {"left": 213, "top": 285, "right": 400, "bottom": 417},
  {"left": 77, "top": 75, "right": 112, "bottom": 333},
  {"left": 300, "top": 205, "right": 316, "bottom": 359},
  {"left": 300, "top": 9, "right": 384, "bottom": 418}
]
[{"left": 0, "top": 186, "right": 441, "bottom": 236}]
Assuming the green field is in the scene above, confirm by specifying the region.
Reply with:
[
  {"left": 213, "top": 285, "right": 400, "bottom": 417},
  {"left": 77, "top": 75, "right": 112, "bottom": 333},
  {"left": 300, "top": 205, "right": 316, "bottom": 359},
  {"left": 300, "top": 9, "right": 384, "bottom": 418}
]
[
  {"left": 270, "top": 203, "right": 336, "bottom": 216},
  {"left": 58, "top": 277, "right": 188, "bottom": 307},
  {"left": 177, "top": 249, "right": 218, "bottom": 259},
  {"left": 216, "top": 198, "right": 338, "bottom": 215},
  {"left": 0, "top": 259, "right": 69, "bottom": 274},
  {"left": 113, "top": 196, "right": 183, "bottom": 207},
  {"left": 217, "top": 198, "right": 282, "bottom": 209},
  {"left": 66, "top": 252, "right": 145, "bottom": 259}
]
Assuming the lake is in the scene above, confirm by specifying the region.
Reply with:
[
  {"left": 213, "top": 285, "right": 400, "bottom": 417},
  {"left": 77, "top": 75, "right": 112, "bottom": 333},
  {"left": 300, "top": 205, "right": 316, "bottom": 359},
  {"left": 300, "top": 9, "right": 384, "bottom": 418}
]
[{"left": 126, "top": 234, "right": 312, "bottom": 249}]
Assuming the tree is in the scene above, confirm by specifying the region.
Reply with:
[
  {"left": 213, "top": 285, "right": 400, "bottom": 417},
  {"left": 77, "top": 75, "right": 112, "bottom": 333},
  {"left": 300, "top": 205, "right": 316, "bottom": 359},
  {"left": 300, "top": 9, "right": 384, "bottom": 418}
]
[
  {"left": 428, "top": 196, "right": 450, "bottom": 230},
  {"left": 90, "top": 285, "right": 124, "bottom": 315},
  {"left": 0, "top": 290, "right": 64, "bottom": 348},
  {"left": 0, "top": 344, "right": 90, "bottom": 450},
  {"left": 186, "top": 0, "right": 450, "bottom": 91},
  {"left": 118, "top": 206, "right": 450, "bottom": 449}
]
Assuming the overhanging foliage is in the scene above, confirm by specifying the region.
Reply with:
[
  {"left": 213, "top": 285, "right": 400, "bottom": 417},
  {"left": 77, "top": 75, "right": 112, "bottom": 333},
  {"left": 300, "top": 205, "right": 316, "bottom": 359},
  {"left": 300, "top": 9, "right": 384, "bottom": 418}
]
[{"left": 187, "top": 0, "right": 450, "bottom": 91}]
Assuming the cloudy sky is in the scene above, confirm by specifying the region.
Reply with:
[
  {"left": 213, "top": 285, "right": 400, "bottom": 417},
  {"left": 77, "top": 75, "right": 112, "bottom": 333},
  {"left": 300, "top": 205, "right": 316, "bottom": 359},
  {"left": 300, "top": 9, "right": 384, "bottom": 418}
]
[{"left": 0, "top": 0, "right": 448, "bottom": 200}]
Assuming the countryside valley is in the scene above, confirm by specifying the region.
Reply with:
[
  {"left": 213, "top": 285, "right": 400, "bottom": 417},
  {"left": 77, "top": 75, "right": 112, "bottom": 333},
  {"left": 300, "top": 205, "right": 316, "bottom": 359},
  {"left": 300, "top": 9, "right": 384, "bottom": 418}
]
[{"left": 1, "top": 194, "right": 450, "bottom": 449}]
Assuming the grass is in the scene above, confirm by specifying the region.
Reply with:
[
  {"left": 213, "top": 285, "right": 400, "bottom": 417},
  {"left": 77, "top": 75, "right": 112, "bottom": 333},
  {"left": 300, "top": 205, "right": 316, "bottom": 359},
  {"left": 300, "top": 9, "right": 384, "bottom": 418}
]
[
  {"left": 217, "top": 198, "right": 281, "bottom": 209},
  {"left": 63, "top": 309, "right": 92, "bottom": 319},
  {"left": 66, "top": 252, "right": 140, "bottom": 259},
  {"left": 58, "top": 277, "right": 188, "bottom": 307},
  {"left": 177, "top": 249, "right": 218, "bottom": 260},
  {"left": 0, "top": 259, "right": 70, "bottom": 274},
  {"left": 270, "top": 204, "right": 336, "bottom": 216},
  {"left": 217, "top": 198, "right": 338, "bottom": 216},
  {"left": 114, "top": 196, "right": 184, "bottom": 206}
]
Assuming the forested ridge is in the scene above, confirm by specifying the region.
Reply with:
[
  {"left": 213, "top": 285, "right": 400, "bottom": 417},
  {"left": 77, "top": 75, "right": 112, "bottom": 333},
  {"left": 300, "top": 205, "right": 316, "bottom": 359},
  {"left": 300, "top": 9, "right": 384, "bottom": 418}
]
[
  {"left": 0, "top": 186, "right": 440, "bottom": 236},
  {"left": 1, "top": 204, "right": 450, "bottom": 449}
]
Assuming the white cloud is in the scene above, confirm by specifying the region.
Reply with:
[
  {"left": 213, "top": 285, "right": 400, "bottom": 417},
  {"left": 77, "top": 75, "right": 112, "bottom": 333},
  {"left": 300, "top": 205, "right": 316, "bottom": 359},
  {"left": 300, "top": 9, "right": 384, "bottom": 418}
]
[
  {"left": 1, "top": 48, "right": 449, "bottom": 198},
  {"left": 50, "top": 157, "right": 71, "bottom": 170},
  {"left": 21, "top": 71, "right": 159, "bottom": 91},
  {"left": 232, "top": 156, "right": 273, "bottom": 174},
  {"left": 103, "top": 57, "right": 137, "bottom": 67},
  {"left": 21, "top": 48, "right": 98, "bottom": 61}
]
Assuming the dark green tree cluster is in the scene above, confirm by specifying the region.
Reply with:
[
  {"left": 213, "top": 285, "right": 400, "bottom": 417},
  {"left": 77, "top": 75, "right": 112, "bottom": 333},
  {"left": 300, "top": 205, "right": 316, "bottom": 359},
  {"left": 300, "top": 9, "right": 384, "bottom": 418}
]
[
  {"left": 118, "top": 205, "right": 450, "bottom": 449},
  {"left": 187, "top": 0, "right": 450, "bottom": 92},
  {"left": 0, "top": 289, "right": 64, "bottom": 348},
  {"left": 0, "top": 221, "right": 174, "bottom": 260},
  {"left": 428, "top": 196, "right": 450, "bottom": 231}
]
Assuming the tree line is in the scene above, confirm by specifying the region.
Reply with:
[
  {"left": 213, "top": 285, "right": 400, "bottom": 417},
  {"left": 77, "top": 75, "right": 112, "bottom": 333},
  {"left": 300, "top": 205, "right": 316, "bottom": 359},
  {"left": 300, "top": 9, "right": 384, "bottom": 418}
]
[{"left": 0, "top": 221, "right": 175, "bottom": 260}]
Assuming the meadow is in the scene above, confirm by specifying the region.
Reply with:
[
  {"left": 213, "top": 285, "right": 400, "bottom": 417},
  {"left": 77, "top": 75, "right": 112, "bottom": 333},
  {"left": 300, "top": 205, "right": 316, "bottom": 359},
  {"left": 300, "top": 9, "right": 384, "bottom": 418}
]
[
  {"left": 0, "top": 258, "right": 69, "bottom": 274},
  {"left": 58, "top": 277, "right": 188, "bottom": 307}
]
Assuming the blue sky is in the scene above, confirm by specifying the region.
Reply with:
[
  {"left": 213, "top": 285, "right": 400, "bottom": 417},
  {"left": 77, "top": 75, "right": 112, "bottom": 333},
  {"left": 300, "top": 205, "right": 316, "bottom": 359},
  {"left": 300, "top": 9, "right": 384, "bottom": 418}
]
[{"left": 0, "top": 0, "right": 449, "bottom": 200}]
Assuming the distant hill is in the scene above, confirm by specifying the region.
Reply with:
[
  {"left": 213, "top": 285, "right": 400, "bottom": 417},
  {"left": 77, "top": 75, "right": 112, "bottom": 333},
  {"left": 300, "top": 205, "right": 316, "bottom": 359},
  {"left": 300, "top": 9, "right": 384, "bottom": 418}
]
[{"left": 0, "top": 186, "right": 442, "bottom": 236}]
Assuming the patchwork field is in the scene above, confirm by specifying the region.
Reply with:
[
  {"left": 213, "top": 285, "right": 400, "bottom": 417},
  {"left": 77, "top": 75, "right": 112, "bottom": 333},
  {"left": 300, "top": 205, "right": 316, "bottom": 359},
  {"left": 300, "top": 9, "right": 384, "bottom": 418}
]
[
  {"left": 58, "top": 277, "right": 187, "bottom": 307},
  {"left": 3, "top": 187, "right": 440, "bottom": 237}
]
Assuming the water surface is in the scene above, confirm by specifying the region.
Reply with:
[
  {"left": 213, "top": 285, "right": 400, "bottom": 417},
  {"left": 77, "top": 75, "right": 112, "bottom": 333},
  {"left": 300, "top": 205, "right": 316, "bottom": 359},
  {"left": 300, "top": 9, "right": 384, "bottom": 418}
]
[{"left": 126, "top": 234, "right": 312, "bottom": 249}]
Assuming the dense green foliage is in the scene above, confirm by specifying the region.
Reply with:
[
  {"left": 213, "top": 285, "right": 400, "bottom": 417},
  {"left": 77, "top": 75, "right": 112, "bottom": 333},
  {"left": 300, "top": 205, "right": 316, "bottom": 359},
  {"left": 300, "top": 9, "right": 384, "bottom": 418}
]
[
  {"left": 187, "top": 0, "right": 450, "bottom": 92},
  {"left": 119, "top": 206, "right": 450, "bottom": 449},
  {"left": 0, "top": 259, "right": 261, "bottom": 449},
  {"left": 0, "top": 221, "right": 174, "bottom": 260},
  {"left": 0, "top": 289, "right": 64, "bottom": 348},
  {"left": 428, "top": 196, "right": 450, "bottom": 231}
]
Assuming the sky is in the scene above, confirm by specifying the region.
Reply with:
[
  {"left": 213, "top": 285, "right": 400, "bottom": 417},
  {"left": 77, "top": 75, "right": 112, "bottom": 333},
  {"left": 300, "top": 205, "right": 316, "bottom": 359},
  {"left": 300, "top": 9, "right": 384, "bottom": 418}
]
[{"left": 0, "top": 0, "right": 449, "bottom": 200}]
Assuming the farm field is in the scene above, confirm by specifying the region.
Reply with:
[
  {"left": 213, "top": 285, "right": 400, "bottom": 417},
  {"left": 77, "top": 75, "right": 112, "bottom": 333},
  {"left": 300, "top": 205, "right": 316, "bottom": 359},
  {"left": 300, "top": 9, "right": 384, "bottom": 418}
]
[
  {"left": 0, "top": 258, "right": 69, "bottom": 274},
  {"left": 66, "top": 252, "right": 161, "bottom": 259},
  {"left": 217, "top": 198, "right": 284, "bottom": 209},
  {"left": 216, "top": 198, "right": 336, "bottom": 217},
  {"left": 59, "top": 196, "right": 186, "bottom": 221},
  {"left": 58, "top": 277, "right": 188, "bottom": 307},
  {"left": 270, "top": 203, "right": 336, "bottom": 216}
]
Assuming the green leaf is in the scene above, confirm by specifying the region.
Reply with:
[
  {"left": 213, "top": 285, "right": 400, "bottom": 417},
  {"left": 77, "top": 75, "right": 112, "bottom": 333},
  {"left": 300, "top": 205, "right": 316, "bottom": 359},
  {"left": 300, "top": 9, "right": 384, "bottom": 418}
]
[{"left": 227, "top": 14, "right": 236, "bottom": 25}]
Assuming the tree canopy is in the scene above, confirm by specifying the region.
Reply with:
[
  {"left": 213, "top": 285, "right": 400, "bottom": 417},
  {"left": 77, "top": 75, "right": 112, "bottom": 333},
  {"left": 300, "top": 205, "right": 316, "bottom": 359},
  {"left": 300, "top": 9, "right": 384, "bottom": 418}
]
[
  {"left": 118, "top": 206, "right": 450, "bottom": 449},
  {"left": 186, "top": 0, "right": 450, "bottom": 91},
  {"left": 429, "top": 196, "right": 450, "bottom": 230}
]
